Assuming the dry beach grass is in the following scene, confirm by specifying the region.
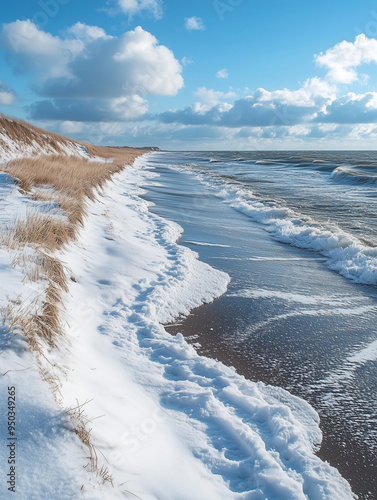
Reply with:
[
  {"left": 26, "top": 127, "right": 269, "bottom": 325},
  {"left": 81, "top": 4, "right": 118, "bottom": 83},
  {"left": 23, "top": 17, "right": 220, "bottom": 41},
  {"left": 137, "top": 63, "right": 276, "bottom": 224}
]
[
  {"left": 0, "top": 114, "right": 71, "bottom": 155},
  {"left": 1, "top": 123, "right": 145, "bottom": 347},
  {"left": 1, "top": 155, "right": 145, "bottom": 347}
]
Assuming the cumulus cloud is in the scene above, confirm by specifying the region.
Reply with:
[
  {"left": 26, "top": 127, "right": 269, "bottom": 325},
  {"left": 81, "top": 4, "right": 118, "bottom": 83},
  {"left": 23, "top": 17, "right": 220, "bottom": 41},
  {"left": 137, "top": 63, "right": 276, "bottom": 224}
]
[
  {"left": 118, "top": 0, "right": 163, "bottom": 19},
  {"left": 193, "top": 86, "right": 236, "bottom": 109},
  {"left": 184, "top": 17, "right": 205, "bottom": 31},
  {"left": 315, "top": 92, "right": 377, "bottom": 123},
  {"left": 1, "top": 20, "right": 83, "bottom": 79},
  {"left": 158, "top": 84, "right": 322, "bottom": 127},
  {"left": 256, "top": 78, "right": 336, "bottom": 107},
  {"left": 1, "top": 21, "right": 183, "bottom": 122},
  {"left": 0, "top": 81, "right": 16, "bottom": 106},
  {"left": 216, "top": 68, "right": 229, "bottom": 79},
  {"left": 221, "top": 95, "right": 316, "bottom": 127},
  {"left": 315, "top": 34, "right": 377, "bottom": 84},
  {"left": 67, "top": 22, "right": 110, "bottom": 42},
  {"left": 156, "top": 75, "right": 342, "bottom": 129}
]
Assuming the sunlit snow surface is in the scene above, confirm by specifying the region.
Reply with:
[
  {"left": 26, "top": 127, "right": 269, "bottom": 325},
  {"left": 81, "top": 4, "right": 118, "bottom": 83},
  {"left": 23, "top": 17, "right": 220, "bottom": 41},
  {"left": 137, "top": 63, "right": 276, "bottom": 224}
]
[{"left": 46, "top": 155, "right": 353, "bottom": 500}]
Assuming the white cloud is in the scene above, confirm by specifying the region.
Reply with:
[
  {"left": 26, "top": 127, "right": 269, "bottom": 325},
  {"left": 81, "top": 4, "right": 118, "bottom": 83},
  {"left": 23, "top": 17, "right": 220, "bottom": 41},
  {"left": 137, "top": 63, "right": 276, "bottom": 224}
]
[
  {"left": 118, "top": 0, "right": 163, "bottom": 19},
  {"left": 0, "top": 81, "right": 15, "bottom": 105},
  {"left": 184, "top": 17, "right": 205, "bottom": 31},
  {"left": 110, "top": 27, "right": 183, "bottom": 96},
  {"left": 216, "top": 68, "right": 229, "bottom": 79},
  {"left": 194, "top": 86, "right": 236, "bottom": 110},
  {"left": 67, "top": 22, "right": 110, "bottom": 42},
  {"left": 158, "top": 79, "right": 335, "bottom": 128},
  {"left": 60, "top": 121, "right": 84, "bottom": 135},
  {"left": 255, "top": 77, "right": 336, "bottom": 107},
  {"left": 1, "top": 21, "right": 183, "bottom": 122},
  {"left": 158, "top": 77, "right": 338, "bottom": 128},
  {"left": 1, "top": 20, "right": 83, "bottom": 79},
  {"left": 366, "top": 92, "right": 377, "bottom": 108},
  {"left": 51, "top": 117, "right": 377, "bottom": 151},
  {"left": 110, "top": 95, "right": 149, "bottom": 120},
  {"left": 315, "top": 34, "right": 377, "bottom": 84},
  {"left": 315, "top": 91, "right": 377, "bottom": 123}
]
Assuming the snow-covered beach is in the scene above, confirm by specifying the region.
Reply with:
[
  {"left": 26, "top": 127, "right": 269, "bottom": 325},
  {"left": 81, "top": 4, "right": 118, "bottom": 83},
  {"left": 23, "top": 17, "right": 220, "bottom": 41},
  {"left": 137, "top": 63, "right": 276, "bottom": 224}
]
[
  {"left": 2, "top": 2, "right": 377, "bottom": 497},
  {"left": 1, "top": 148, "right": 355, "bottom": 499}
]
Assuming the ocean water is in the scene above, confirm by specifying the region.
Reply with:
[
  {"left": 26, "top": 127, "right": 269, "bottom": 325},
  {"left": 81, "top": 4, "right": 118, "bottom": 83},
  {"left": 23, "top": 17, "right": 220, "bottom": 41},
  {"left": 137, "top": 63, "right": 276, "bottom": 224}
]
[{"left": 141, "top": 151, "right": 377, "bottom": 500}]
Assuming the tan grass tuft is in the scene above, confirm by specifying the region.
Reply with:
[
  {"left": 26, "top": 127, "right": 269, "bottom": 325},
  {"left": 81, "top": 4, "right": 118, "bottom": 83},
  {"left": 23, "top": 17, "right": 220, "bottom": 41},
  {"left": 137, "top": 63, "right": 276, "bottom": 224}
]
[
  {"left": 11, "top": 213, "right": 75, "bottom": 251},
  {"left": 40, "top": 254, "right": 69, "bottom": 293},
  {"left": 4, "top": 155, "right": 120, "bottom": 195},
  {"left": 67, "top": 399, "right": 114, "bottom": 486},
  {"left": 4, "top": 300, "right": 43, "bottom": 352}
]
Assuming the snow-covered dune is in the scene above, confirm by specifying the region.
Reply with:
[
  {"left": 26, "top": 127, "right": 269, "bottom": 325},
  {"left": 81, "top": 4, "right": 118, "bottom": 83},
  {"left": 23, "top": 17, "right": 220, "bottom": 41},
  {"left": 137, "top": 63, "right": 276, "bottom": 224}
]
[{"left": 0, "top": 115, "right": 89, "bottom": 164}]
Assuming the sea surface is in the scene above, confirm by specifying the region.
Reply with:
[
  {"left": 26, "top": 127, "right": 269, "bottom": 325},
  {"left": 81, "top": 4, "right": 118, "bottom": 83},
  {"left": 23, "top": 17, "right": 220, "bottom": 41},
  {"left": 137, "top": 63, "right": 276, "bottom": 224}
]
[{"left": 141, "top": 151, "right": 377, "bottom": 500}]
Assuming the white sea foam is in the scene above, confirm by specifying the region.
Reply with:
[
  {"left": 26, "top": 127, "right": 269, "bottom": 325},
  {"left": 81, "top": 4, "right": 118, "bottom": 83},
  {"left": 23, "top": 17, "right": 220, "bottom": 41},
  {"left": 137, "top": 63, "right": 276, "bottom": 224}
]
[
  {"left": 308, "top": 337, "right": 377, "bottom": 453},
  {"left": 314, "top": 336, "right": 377, "bottom": 391},
  {"left": 177, "top": 161, "right": 377, "bottom": 286},
  {"left": 213, "top": 256, "right": 327, "bottom": 262},
  {"left": 347, "top": 338, "right": 377, "bottom": 363},
  {"left": 183, "top": 240, "right": 232, "bottom": 248},
  {"left": 230, "top": 287, "right": 369, "bottom": 306}
]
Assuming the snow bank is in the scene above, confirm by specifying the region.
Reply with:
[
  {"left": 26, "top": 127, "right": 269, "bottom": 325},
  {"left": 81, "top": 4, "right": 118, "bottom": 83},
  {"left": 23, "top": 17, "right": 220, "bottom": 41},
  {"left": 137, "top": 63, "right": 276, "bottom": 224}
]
[{"left": 47, "top": 155, "right": 354, "bottom": 499}]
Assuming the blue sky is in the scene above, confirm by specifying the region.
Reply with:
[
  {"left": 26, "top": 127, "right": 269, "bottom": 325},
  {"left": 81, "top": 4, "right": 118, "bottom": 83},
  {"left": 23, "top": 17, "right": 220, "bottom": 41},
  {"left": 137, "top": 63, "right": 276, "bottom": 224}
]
[{"left": 2, "top": 0, "right": 377, "bottom": 149}]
